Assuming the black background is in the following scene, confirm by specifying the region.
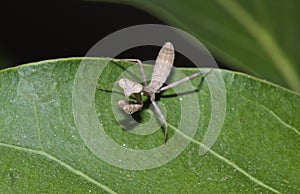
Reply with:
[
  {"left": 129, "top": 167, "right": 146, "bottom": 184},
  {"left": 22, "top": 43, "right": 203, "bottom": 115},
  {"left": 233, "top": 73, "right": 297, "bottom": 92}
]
[{"left": 0, "top": 1, "right": 225, "bottom": 69}]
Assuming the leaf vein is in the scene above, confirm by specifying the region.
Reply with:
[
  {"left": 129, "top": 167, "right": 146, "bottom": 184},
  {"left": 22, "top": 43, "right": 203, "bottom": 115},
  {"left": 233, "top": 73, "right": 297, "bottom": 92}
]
[
  {"left": 242, "top": 95, "right": 300, "bottom": 136},
  {"left": 0, "top": 142, "right": 118, "bottom": 194},
  {"left": 169, "top": 124, "right": 281, "bottom": 194}
]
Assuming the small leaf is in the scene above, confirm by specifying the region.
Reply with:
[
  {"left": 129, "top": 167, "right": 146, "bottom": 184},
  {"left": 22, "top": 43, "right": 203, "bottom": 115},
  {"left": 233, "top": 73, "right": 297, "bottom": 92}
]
[{"left": 0, "top": 58, "right": 299, "bottom": 193}]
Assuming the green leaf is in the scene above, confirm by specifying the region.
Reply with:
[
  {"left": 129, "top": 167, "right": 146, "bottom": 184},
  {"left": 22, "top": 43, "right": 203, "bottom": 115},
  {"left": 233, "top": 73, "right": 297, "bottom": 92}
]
[
  {"left": 0, "top": 58, "right": 299, "bottom": 193},
  {"left": 98, "top": 0, "right": 300, "bottom": 92}
]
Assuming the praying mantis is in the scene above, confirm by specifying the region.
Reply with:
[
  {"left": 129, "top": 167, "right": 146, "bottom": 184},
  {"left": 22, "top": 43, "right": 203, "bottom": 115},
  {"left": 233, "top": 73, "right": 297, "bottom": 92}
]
[{"left": 110, "top": 42, "right": 206, "bottom": 142}]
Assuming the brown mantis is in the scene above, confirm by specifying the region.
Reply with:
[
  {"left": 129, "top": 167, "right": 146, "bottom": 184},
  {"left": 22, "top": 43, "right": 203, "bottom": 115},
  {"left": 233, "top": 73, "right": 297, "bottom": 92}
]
[{"left": 111, "top": 42, "right": 205, "bottom": 142}]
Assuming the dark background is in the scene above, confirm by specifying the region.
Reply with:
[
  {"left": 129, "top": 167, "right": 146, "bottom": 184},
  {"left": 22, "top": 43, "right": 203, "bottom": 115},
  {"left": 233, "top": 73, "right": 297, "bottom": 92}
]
[{"left": 0, "top": 1, "right": 225, "bottom": 69}]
